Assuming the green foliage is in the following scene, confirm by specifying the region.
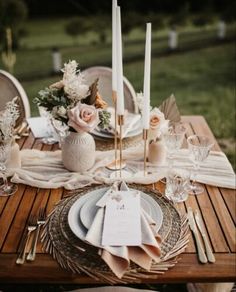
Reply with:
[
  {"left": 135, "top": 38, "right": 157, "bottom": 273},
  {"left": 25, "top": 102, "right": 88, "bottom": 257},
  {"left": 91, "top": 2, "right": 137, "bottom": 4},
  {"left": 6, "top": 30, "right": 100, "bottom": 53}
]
[
  {"left": 65, "top": 17, "right": 90, "bottom": 40},
  {"left": 91, "top": 14, "right": 110, "bottom": 44},
  {"left": 122, "top": 11, "right": 144, "bottom": 35},
  {"left": 98, "top": 110, "right": 111, "bottom": 129}
]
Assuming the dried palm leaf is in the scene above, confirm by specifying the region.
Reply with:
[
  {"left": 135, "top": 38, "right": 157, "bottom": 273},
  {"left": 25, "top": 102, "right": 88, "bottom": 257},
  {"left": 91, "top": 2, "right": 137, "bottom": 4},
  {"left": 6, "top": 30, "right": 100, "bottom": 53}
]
[{"left": 159, "top": 94, "right": 181, "bottom": 123}]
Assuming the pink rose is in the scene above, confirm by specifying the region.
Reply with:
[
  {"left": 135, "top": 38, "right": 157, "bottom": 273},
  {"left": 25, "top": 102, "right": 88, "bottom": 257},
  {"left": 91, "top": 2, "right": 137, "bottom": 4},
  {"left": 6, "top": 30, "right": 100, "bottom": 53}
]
[{"left": 68, "top": 103, "right": 99, "bottom": 132}]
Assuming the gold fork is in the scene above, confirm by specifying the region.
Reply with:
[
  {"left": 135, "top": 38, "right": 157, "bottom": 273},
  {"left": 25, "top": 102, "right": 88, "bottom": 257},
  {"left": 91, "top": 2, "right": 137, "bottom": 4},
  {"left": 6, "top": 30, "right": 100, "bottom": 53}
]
[
  {"left": 16, "top": 215, "right": 37, "bottom": 265},
  {"left": 27, "top": 207, "right": 46, "bottom": 261}
]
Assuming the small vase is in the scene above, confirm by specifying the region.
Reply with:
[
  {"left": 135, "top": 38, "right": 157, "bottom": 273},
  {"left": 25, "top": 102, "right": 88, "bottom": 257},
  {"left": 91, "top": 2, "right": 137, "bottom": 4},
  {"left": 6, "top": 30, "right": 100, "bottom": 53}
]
[
  {"left": 6, "top": 139, "right": 21, "bottom": 169},
  {"left": 148, "top": 138, "right": 166, "bottom": 165},
  {"left": 61, "top": 131, "right": 95, "bottom": 172}
]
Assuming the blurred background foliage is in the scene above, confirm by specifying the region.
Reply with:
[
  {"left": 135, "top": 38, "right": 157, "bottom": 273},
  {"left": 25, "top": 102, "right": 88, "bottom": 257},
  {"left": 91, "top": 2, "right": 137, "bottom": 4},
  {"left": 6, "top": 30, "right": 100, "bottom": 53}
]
[{"left": 0, "top": 0, "right": 235, "bottom": 168}]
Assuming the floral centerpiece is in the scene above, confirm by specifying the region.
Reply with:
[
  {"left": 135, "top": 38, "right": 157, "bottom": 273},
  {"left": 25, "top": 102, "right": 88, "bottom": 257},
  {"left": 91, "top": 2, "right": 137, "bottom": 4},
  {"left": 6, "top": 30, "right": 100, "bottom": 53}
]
[
  {"left": 34, "top": 60, "right": 111, "bottom": 172},
  {"left": 34, "top": 60, "right": 110, "bottom": 133}
]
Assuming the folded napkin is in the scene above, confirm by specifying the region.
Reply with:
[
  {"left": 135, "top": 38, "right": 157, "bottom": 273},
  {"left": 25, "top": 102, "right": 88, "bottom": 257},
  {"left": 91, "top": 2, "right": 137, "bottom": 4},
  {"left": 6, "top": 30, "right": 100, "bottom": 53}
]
[
  {"left": 8, "top": 146, "right": 235, "bottom": 190},
  {"left": 99, "top": 107, "right": 141, "bottom": 138},
  {"left": 84, "top": 182, "right": 161, "bottom": 278}
]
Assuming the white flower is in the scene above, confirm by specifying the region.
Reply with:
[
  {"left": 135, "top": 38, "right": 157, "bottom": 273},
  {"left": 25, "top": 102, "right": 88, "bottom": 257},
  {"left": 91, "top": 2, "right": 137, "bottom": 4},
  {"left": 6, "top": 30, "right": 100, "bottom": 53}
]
[
  {"left": 57, "top": 106, "right": 67, "bottom": 117},
  {"left": 149, "top": 107, "right": 169, "bottom": 140},
  {"left": 136, "top": 92, "right": 144, "bottom": 112},
  {"left": 0, "top": 97, "right": 19, "bottom": 142},
  {"left": 61, "top": 60, "right": 90, "bottom": 102},
  {"left": 51, "top": 106, "right": 67, "bottom": 119}
]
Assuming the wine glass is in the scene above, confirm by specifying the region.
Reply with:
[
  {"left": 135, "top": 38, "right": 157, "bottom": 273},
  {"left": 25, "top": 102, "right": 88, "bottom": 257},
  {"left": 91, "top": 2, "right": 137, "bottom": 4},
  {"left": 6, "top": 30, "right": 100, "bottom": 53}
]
[
  {"left": 0, "top": 140, "right": 18, "bottom": 197},
  {"left": 38, "top": 106, "right": 58, "bottom": 145},
  {"left": 187, "top": 135, "right": 214, "bottom": 195},
  {"left": 50, "top": 118, "right": 69, "bottom": 148},
  {"left": 163, "top": 122, "right": 187, "bottom": 169}
]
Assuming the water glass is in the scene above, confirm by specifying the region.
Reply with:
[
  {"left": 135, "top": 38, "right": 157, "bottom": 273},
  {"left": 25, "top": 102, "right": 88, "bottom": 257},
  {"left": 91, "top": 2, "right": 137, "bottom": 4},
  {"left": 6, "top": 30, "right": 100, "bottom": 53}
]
[{"left": 165, "top": 168, "right": 189, "bottom": 203}]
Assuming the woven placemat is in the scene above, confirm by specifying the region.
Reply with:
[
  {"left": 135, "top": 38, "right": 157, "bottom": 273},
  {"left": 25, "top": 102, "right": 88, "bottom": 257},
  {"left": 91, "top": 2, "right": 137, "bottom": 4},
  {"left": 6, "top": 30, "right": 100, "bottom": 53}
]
[
  {"left": 94, "top": 134, "right": 142, "bottom": 151},
  {"left": 41, "top": 185, "right": 189, "bottom": 284}
]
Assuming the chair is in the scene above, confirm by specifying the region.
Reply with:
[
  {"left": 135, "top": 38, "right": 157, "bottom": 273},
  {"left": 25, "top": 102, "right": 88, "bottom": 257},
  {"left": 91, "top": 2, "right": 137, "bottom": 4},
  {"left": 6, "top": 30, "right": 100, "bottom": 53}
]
[
  {"left": 82, "top": 66, "right": 138, "bottom": 113},
  {"left": 0, "top": 70, "right": 31, "bottom": 127}
]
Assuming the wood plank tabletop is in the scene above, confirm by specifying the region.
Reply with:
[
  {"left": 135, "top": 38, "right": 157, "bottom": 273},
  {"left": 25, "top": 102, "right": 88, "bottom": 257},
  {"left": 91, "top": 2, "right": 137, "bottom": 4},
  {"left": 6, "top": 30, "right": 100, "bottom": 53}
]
[{"left": 0, "top": 115, "right": 235, "bottom": 284}]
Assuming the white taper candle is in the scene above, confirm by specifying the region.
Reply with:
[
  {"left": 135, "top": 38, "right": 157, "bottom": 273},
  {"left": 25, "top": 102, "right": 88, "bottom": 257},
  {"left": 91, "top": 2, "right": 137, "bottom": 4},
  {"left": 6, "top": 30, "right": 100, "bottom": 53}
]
[
  {"left": 116, "top": 6, "right": 125, "bottom": 115},
  {"left": 142, "top": 22, "right": 152, "bottom": 129},
  {"left": 112, "top": 0, "right": 117, "bottom": 91}
]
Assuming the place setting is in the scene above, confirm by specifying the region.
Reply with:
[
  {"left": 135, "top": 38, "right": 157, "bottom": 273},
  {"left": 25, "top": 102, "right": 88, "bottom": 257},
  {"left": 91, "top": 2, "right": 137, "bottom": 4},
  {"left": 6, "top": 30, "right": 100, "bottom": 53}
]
[{"left": 41, "top": 181, "right": 189, "bottom": 284}]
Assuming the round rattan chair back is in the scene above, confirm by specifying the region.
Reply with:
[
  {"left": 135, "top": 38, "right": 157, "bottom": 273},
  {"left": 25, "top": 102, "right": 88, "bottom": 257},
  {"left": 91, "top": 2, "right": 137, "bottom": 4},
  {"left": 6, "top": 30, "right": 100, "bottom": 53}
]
[
  {"left": 82, "top": 66, "right": 138, "bottom": 113},
  {"left": 0, "top": 70, "right": 31, "bottom": 127}
]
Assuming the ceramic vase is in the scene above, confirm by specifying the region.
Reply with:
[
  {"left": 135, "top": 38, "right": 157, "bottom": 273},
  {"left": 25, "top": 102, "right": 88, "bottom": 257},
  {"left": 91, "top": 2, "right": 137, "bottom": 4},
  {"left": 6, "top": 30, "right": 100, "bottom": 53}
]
[
  {"left": 148, "top": 139, "right": 166, "bottom": 165},
  {"left": 61, "top": 131, "right": 95, "bottom": 172}
]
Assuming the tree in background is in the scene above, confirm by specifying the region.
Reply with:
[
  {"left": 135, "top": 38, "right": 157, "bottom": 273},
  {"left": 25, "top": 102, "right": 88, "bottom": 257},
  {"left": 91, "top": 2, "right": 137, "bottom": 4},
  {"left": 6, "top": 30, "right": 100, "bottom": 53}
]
[
  {"left": 0, "top": 0, "right": 28, "bottom": 50},
  {"left": 65, "top": 17, "right": 90, "bottom": 44},
  {"left": 91, "top": 14, "right": 110, "bottom": 44}
]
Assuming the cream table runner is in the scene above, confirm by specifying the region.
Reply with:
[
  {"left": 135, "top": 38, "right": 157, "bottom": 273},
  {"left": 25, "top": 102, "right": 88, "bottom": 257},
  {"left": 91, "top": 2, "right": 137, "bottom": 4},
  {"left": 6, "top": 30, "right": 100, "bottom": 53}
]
[{"left": 7, "top": 146, "right": 235, "bottom": 190}]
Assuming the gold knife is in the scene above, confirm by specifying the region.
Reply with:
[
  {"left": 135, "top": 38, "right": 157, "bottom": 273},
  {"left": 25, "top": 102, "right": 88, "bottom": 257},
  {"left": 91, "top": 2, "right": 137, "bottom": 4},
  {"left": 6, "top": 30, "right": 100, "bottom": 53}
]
[
  {"left": 187, "top": 207, "right": 207, "bottom": 264},
  {"left": 194, "top": 210, "right": 216, "bottom": 263}
]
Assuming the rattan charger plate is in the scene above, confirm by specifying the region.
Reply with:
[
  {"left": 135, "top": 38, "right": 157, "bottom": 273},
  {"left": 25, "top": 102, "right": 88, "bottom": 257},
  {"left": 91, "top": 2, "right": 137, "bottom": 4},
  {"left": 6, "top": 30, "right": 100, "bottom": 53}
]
[
  {"left": 94, "top": 133, "right": 142, "bottom": 151},
  {"left": 41, "top": 185, "right": 189, "bottom": 284}
]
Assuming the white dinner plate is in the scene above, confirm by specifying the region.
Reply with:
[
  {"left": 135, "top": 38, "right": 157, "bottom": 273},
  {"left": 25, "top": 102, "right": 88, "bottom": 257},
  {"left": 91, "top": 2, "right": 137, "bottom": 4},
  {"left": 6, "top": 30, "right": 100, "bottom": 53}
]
[{"left": 68, "top": 187, "right": 163, "bottom": 241}]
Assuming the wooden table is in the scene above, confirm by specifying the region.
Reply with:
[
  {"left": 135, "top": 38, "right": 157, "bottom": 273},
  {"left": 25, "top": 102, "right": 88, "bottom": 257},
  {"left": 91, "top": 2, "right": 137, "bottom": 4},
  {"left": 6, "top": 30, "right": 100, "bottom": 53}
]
[{"left": 0, "top": 116, "right": 235, "bottom": 284}]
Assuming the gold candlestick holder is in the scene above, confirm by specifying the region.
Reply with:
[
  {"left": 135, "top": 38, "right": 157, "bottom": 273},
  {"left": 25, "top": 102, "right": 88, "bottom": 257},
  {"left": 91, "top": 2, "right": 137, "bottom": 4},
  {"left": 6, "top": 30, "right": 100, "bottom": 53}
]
[
  {"left": 143, "top": 129, "right": 149, "bottom": 176},
  {"left": 106, "top": 92, "right": 126, "bottom": 171}
]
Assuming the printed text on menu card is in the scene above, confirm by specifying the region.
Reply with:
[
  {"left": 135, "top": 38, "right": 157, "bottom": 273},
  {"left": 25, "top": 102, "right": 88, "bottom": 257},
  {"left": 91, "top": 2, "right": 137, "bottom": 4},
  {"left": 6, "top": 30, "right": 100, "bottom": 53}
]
[{"left": 102, "top": 191, "right": 142, "bottom": 246}]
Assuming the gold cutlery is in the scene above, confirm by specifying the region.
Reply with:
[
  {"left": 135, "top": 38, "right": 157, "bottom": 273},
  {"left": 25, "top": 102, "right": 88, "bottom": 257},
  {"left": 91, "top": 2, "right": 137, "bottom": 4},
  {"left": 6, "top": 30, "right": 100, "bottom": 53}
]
[
  {"left": 16, "top": 215, "right": 37, "bottom": 265},
  {"left": 27, "top": 208, "right": 46, "bottom": 261},
  {"left": 187, "top": 207, "right": 207, "bottom": 264},
  {"left": 194, "top": 210, "right": 215, "bottom": 263}
]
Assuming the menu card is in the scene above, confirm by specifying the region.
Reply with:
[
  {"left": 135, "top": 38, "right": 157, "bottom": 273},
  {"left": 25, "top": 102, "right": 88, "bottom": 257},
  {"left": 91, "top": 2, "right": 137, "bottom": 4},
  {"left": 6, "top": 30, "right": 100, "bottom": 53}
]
[
  {"left": 27, "top": 117, "right": 54, "bottom": 138},
  {"left": 102, "top": 191, "right": 142, "bottom": 246}
]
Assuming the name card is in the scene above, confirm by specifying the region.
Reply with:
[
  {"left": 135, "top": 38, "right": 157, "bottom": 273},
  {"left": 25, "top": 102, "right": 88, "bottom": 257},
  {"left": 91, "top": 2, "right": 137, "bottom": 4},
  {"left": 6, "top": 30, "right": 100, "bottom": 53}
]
[
  {"left": 27, "top": 117, "right": 54, "bottom": 138},
  {"left": 102, "top": 191, "right": 142, "bottom": 246}
]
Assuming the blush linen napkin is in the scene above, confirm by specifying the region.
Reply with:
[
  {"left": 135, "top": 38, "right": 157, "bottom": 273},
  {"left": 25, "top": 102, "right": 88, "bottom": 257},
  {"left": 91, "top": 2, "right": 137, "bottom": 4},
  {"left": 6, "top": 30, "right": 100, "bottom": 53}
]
[
  {"left": 7, "top": 146, "right": 235, "bottom": 190},
  {"left": 84, "top": 182, "right": 162, "bottom": 279}
]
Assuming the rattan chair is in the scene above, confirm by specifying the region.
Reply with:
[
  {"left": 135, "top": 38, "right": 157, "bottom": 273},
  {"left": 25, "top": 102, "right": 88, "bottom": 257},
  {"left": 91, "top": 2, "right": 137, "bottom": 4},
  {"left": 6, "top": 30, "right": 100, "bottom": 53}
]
[
  {"left": 0, "top": 70, "right": 31, "bottom": 127},
  {"left": 82, "top": 66, "right": 138, "bottom": 113}
]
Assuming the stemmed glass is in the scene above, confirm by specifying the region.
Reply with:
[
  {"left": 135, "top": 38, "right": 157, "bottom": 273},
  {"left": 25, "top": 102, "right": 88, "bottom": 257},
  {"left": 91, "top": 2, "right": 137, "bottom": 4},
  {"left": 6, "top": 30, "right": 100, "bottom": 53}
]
[
  {"left": 50, "top": 118, "right": 69, "bottom": 148},
  {"left": 38, "top": 106, "right": 58, "bottom": 145},
  {"left": 163, "top": 122, "right": 187, "bottom": 169},
  {"left": 187, "top": 135, "right": 214, "bottom": 195},
  {"left": 0, "top": 140, "right": 18, "bottom": 197}
]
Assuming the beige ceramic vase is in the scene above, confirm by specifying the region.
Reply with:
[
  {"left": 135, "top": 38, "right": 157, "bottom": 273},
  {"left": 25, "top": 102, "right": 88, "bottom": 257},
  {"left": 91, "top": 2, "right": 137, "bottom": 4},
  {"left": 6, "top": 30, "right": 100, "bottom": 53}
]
[
  {"left": 148, "top": 138, "right": 166, "bottom": 165},
  {"left": 61, "top": 131, "right": 95, "bottom": 172}
]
